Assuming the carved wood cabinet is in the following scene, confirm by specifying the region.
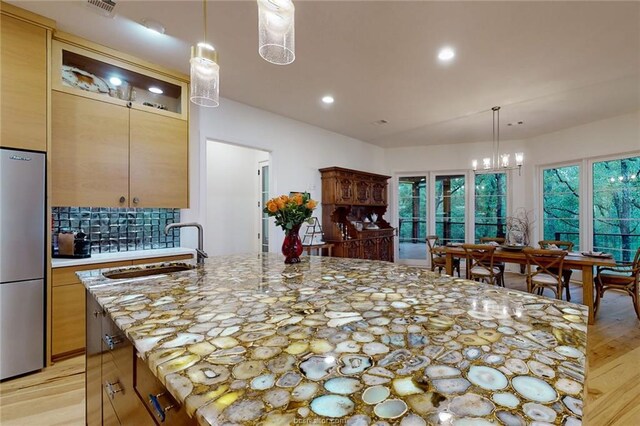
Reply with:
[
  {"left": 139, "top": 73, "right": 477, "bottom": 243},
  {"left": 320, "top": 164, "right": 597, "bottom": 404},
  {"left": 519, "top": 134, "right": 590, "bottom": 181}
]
[{"left": 319, "top": 167, "right": 394, "bottom": 262}]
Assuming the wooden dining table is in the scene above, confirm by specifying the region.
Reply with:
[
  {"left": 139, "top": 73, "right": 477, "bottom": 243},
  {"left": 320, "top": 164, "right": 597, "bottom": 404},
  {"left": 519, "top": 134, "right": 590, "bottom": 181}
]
[{"left": 441, "top": 246, "right": 617, "bottom": 324}]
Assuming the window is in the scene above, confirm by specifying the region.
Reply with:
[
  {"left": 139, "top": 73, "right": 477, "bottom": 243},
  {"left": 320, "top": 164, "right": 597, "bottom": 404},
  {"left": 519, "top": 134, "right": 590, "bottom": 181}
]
[
  {"left": 435, "top": 175, "right": 465, "bottom": 244},
  {"left": 542, "top": 165, "right": 580, "bottom": 250},
  {"left": 398, "top": 176, "right": 427, "bottom": 260},
  {"left": 474, "top": 173, "right": 507, "bottom": 242},
  {"left": 592, "top": 156, "right": 640, "bottom": 262}
]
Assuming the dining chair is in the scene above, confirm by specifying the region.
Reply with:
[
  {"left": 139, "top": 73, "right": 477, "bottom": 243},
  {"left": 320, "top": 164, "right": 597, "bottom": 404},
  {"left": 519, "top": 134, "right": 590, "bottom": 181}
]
[
  {"left": 480, "top": 237, "right": 506, "bottom": 281},
  {"left": 594, "top": 247, "right": 640, "bottom": 320},
  {"left": 426, "top": 235, "right": 460, "bottom": 277},
  {"left": 538, "top": 240, "right": 575, "bottom": 301},
  {"left": 462, "top": 244, "right": 503, "bottom": 286},
  {"left": 523, "top": 248, "right": 567, "bottom": 300}
]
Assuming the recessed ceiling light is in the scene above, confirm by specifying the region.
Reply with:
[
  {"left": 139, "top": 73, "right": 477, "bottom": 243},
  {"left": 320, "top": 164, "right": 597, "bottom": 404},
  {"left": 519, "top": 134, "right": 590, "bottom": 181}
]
[
  {"left": 148, "top": 87, "right": 163, "bottom": 94},
  {"left": 322, "top": 95, "right": 334, "bottom": 104},
  {"left": 141, "top": 19, "right": 166, "bottom": 35},
  {"left": 438, "top": 47, "right": 455, "bottom": 61},
  {"left": 109, "top": 77, "right": 122, "bottom": 86}
]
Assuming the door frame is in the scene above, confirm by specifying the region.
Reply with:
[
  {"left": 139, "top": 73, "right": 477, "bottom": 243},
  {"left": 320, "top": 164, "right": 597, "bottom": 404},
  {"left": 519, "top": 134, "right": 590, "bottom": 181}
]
[
  {"left": 393, "top": 172, "right": 430, "bottom": 266},
  {"left": 429, "top": 170, "right": 472, "bottom": 246},
  {"left": 257, "top": 159, "right": 270, "bottom": 253}
]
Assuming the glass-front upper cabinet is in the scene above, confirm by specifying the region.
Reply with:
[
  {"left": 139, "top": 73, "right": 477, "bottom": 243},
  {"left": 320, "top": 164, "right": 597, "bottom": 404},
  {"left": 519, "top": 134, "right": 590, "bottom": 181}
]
[{"left": 51, "top": 38, "right": 188, "bottom": 120}]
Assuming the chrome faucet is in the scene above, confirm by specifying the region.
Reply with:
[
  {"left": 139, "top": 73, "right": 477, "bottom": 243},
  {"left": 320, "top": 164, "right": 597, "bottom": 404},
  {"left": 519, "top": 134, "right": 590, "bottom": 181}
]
[{"left": 164, "top": 222, "right": 208, "bottom": 265}]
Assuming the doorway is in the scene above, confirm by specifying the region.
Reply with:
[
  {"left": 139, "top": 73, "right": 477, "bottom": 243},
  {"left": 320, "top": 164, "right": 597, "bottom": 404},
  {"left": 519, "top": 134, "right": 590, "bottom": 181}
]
[
  {"left": 205, "top": 141, "right": 270, "bottom": 256},
  {"left": 395, "top": 175, "right": 428, "bottom": 265},
  {"left": 432, "top": 174, "right": 466, "bottom": 245},
  {"left": 258, "top": 160, "right": 270, "bottom": 253}
]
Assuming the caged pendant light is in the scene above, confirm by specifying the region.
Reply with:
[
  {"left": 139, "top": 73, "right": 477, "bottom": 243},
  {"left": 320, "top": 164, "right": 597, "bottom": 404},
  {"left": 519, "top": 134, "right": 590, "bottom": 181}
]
[
  {"left": 257, "top": 0, "right": 295, "bottom": 65},
  {"left": 190, "top": 0, "right": 220, "bottom": 107}
]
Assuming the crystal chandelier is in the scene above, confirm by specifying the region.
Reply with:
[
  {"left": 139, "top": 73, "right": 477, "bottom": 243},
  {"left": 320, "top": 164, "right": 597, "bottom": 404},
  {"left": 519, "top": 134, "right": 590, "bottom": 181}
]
[
  {"left": 472, "top": 106, "right": 524, "bottom": 175},
  {"left": 257, "top": 0, "right": 295, "bottom": 65},
  {"left": 190, "top": 0, "right": 219, "bottom": 107}
]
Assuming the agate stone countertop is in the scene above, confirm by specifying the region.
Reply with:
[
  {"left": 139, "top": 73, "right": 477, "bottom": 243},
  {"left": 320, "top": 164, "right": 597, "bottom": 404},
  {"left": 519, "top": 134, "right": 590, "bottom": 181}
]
[{"left": 77, "top": 253, "right": 587, "bottom": 426}]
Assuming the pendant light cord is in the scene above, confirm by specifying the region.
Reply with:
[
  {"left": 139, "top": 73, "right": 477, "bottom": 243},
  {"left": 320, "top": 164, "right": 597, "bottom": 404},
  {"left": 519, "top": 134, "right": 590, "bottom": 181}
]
[
  {"left": 203, "top": 0, "right": 207, "bottom": 45},
  {"left": 491, "top": 106, "right": 501, "bottom": 168},
  {"left": 497, "top": 107, "right": 500, "bottom": 159}
]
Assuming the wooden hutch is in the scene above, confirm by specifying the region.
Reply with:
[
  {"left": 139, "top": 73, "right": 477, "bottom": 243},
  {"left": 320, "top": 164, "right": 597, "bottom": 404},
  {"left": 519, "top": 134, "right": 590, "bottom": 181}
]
[{"left": 319, "top": 167, "right": 394, "bottom": 262}]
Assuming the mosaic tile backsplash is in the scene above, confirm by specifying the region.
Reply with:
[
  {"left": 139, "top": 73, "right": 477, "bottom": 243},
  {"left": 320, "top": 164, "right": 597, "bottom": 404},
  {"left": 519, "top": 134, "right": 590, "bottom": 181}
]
[{"left": 52, "top": 207, "right": 181, "bottom": 254}]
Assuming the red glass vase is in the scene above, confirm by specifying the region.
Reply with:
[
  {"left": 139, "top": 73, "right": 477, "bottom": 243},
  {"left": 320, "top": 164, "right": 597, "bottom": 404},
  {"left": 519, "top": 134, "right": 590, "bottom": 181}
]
[{"left": 282, "top": 224, "right": 303, "bottom": 264}]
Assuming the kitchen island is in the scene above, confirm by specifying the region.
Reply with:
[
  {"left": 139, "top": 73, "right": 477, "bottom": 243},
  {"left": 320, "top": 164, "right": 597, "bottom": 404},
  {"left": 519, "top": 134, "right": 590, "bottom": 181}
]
[{"left": 79, "top": 253, "right": 587, "bottom": 425}]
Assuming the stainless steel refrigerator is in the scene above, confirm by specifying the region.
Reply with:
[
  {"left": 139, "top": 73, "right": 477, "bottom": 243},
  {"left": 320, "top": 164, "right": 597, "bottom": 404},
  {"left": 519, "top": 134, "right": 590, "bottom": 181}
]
[{"left": 0, "top": 148, "right": 45, "bottom": 380}]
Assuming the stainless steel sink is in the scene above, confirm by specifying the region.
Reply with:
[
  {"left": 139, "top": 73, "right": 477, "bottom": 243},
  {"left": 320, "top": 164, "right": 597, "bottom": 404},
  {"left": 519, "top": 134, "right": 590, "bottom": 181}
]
[{"left": 102, "top": 264, "right": 195, "bottom": 279}]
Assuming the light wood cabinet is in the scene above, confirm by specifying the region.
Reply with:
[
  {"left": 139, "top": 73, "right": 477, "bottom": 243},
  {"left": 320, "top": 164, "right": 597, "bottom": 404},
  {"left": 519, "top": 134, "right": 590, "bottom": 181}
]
[
  {"left": 52, "top": 91, "right": 129, "bottom": 207},
  {"left": 0, "top": 14, "right": 48, "bottom": 151},
  {"left": 50, "top": 35, "right": 189, "bottom": 208},
  {"left": 52, "top": 91, "right": 189, "bottom": 208},
  {"left": 52, "top": 254, "right": 192, "bottom": 360},
  {"left": 52, "top": 283, "right": 86, "bottom": 357},
  {"left": 129, "top": 110, "right": 188, "bottom": 208},
  {"left": 86, "top": 289, "right": 193, "bottom": 425}
]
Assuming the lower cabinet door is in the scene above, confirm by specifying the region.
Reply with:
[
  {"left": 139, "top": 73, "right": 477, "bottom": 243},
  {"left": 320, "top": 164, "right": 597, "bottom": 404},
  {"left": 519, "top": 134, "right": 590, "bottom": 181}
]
[
  {"left": 103, "top": 387, "right": 121, "bottom": 426},
  {"left": 86, "top": 292, "right": 103, "bottom": 426},
  {"left": 135, "top": 356, "right": 193, "bottom": 425},
  {"left": 379, "top": 236, "right": 393, "bottom": 262},
  {"left": 52, "top": 283, "right": 86, "bottom": 359},
  {"left": 344, "top": 241, "right": 361, "bottom": 259},
  {"left": 103, "top": 357, "right": 154, "bottom": 425},
  {"left": 361, "top": 238, "right": 378, "bottom": 260}
]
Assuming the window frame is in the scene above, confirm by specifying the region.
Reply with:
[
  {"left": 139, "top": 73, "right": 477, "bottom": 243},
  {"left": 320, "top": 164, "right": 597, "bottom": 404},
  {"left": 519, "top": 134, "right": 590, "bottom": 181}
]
[
  {"left": 537, "top": 161, "right": 583, "bottom": 250},
  {"left": 429, "top": 170, "right": 471, "bottom": 245},
  {"left": 393, "top": 172, "right": 430, "bottom": 266},
  {"left": 472, "top": 171, "right": 510, "bottom": 243},
  {"left": 587, "top": 152, "right": 640, "bottom": 260},
  {"left": 537, "top": 150, "right": 640, "bottom": 254}
]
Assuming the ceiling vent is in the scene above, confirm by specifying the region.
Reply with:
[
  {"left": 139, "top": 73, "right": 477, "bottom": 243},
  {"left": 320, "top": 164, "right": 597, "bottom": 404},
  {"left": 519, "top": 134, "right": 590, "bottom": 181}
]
[{"left": 86, "top": 0, "right": 117, "bottom": 18}]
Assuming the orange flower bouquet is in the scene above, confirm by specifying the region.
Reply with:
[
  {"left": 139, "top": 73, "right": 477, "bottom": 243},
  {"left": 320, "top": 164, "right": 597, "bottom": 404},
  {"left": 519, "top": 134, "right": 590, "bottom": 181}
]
[{"left": 264, "top": 193, "right": 317, "bottom": 263}]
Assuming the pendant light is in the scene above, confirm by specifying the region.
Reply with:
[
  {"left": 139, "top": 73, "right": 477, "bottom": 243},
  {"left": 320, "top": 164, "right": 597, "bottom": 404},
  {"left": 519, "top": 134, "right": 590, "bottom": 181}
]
[
  {"left": 190, "top": 0, "right": 219, "bottom": 107},
  {"left": 257, "top": 0, "right": 295, "bottom": 65},
  {"left": 471, "top": 106, "right": 524, "bottom": 175}
]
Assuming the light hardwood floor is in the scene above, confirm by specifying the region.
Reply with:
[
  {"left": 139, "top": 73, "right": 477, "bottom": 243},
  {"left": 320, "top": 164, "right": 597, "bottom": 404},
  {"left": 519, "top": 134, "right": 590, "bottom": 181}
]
[
  {"left": 0, "top": 356, "right": 84, "bottom": 425},
  {"left": 0, "top": 272, "right": 638, "bottom": 425}
]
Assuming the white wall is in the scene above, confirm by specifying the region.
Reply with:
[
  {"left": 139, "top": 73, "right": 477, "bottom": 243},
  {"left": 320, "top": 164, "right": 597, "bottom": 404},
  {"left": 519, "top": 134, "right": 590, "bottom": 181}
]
[
  {"left": 384, "top": 138, "right": 528, "bottom": 230},
  {"left": 181, "top": 98, "right": 638, "bottom": 257},
  {"left": 204, "top": 142, "right": 269, "bottom": 256},
  {"left": 182, "top": 97, "right": 386, "bottom": 253},
  {"left": 383, "top": 110, "right": 640, "bottom": 245},
  {"left": 522, "top": 111, "right": 640, "bottom": 242}
]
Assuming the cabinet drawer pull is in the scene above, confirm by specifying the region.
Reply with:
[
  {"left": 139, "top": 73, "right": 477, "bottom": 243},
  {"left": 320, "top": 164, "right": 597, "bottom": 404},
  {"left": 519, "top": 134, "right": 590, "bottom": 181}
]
[
  {"left": 133, "top": 197, "right": 140, "bottom": 204},
  {"left": 105, "top": 380, "right": 123, "bottom": 399},
  {"left": 119, "top": 196, "right": 126, "bottom": 203},
  {"left": 102, "top": 334, "right": 122, "bottom": 350},
  {"left": 149, "top": 393, "right": 174, "bottom": 422}
]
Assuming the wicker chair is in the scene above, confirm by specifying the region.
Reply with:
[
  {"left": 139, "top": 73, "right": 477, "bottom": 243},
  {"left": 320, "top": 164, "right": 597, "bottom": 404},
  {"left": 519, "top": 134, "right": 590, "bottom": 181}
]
[
  {"left": 426, "top": 235, "right": 460, "bottom": 277},
  {"left": 595, "top": 247, "right": 640, "bottom": 320},
  {"left": 523, "top": 248, "right": 567, "bottom": 299},
  {"left": 538, "top": 240, "right": 575, "bottom": 301},
  {"left": 462, "top": 244, "right": 503, "bottom": 286}
]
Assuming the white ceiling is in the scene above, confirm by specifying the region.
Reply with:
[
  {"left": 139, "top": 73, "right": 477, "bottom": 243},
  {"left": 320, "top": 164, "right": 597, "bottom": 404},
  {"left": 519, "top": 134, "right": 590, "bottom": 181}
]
[{"left": 10, "top": 0, "right": 640, "bottom": 147}]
